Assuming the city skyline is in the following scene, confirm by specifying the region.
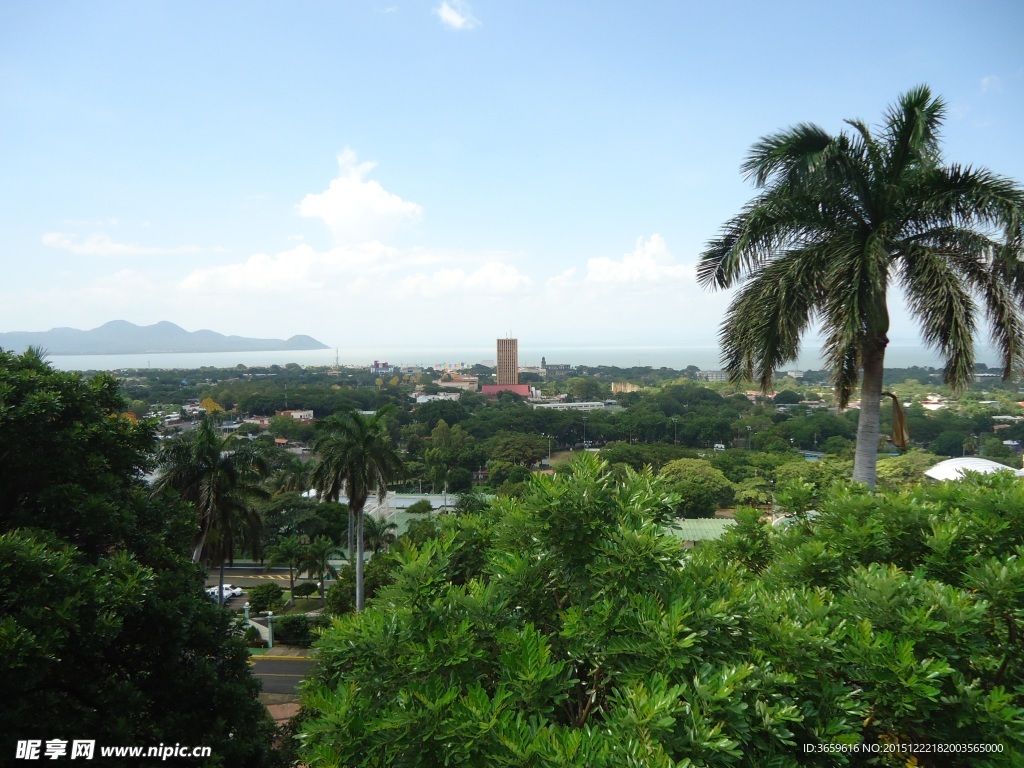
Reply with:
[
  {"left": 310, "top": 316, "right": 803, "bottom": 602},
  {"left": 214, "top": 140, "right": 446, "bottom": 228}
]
[{"left": 3, "top": 2, "right": 1023, "bottom": 358}]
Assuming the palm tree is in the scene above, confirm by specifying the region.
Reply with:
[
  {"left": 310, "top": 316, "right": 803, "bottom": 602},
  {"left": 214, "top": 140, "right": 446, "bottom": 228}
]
[
  {"left": 299, "top": 535, "right": 343, "bottom": 608},
  {"left": 311, "top": 406, "right": 404, "bottom": 610},
  {"left": 154, "top": 417, "right": 269, "bottom": 602},
  {"left": 698, "top": 86, "right": 1024, "bottom": 487},
  {"left": 266, "top": 533, "right": 305, "bottom": 605},
  {"left": 267, "top": 457, "right": 311, "bottom": 495},
  {"left": 362, "top": 514, "right": 398, "bottom": 554}
]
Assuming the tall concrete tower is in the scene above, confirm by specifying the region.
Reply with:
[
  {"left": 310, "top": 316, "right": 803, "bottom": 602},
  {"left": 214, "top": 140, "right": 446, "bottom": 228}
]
[{"left": 496, "top": 338, "right": 518, "bottom": 385}]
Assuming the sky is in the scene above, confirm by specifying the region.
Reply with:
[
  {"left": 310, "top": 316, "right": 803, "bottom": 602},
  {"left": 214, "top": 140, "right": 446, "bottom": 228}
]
[{"left": 2, "top": 1, "right": 1023, "bottom": 360}]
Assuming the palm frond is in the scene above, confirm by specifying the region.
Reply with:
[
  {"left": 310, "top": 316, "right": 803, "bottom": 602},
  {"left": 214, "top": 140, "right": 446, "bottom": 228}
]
[
  {"left": 884, "top": 85, "right": 945, "bottom": 174},
  {"left": 741, "top": 123, "right": 833, "bottom": 187},
  {"left": 718, "top": 247, "right": 822, "bottom": 391},
  {"left": 897, "top": 244, "right": 977, "bottom": 391}
]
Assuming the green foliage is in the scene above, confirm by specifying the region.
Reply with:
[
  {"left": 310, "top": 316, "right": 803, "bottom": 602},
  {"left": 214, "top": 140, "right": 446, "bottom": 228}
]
[
  {"left": 249, "top": 582, "right": 284, "bottom": 613},
  {"left": 0, "top": 349, "right": 279, "bottom": 765},
  {"left": 659, "top": 458, "right": 735, "bottom": 517},
  {"left": 406, "top": 499, "right": 433, "bottom": 514},
  {"left": 598, "top": 440, "right": 695, "bottom": 472},
  {"left": 301, "top": 455, "right": 1024, "bottom": 766},
  {"left": 716, "top": 507, "right": 773, "bottom": 573},
  {"left": 243, "top": 624, "right": 266, "bottom": 648},
  {"left": 363, "top": 514, "right": 398, "bottom": 553},
  {"left": 874, "top": 449, "right": 945, "bottom": 490},
  {"left": 311, "top": 406, "right": 404, "bottom": 610},
  {"left": 448, "top": 466, "right": 473, "bottom": 492},
  {"left": 323, "top": 553, "right": 396, "bottom": 616},
  {"left": 292, "top": 580, "right": 318, "bottom": 599},
  {"left": 300, "top": 535, "right": 343, "bottom": 606},
  {"left": 698, "top": 86, "right": 1024, "bottom": 488},
  {"left": 274, "top": 614, "right": 328, "bottom": 648},
  {"left": 820, "top": 434, "right": 854, "bottom": 457}
]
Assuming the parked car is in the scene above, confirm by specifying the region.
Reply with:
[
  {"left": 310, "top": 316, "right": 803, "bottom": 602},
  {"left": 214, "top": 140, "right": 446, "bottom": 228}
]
[
  {"left": 771, "top": 510, "right": 820, "bottom": 529},
  {"left": 206, "top": 584, "right": 244, "bottom": 601}
]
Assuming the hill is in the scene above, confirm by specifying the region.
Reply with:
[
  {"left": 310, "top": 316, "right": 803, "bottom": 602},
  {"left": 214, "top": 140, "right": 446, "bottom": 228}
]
[{"left": 0, "top": 321, "right": 330, "bottom": 355}]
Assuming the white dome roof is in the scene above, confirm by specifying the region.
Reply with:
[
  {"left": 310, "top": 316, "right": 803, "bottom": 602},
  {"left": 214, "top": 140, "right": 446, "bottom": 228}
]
[{"left": 924, "top": 457, "right": 1024, "bottom": 481}]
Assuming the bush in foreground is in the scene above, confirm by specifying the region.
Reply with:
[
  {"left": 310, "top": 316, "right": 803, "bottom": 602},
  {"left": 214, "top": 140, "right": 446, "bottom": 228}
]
[{"left": 299, "top": 454, "right": 1024, "bottom": 766}]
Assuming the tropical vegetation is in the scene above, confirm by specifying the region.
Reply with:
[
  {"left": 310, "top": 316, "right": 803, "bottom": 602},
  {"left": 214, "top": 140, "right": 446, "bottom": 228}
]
[
  {"left": 154, "top": 416, "right": 269, "bottom": 602},
  {"left": 0, "top": 349, "right": 280, "bottom": 765},
  {"left": 311, "top": 406, "right": 404, "bottom": 610},
  {"left": 299, "top": 453, "right": 1024, "bottom": 765},
  {"left": 698, "top": 85, "right": 1024, "bottom": 487}
]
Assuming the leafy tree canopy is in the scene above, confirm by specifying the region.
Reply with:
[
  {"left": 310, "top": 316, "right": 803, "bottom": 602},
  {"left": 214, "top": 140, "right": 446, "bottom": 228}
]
[
  {"left": 0, "top": 349, "right": 279, "bottom": 765},
  {"left": 300, "top": 454, "right": 1024, "bottom": 765}
]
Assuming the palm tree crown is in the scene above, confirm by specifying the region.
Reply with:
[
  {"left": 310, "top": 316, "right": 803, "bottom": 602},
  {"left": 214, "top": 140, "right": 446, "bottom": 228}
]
[
  {"left": 153, "top": 417, "right": 269, "bottom": 603},
  {"left": 362, "top": 514, "right": 398, "bottom": 554},
  {"left": 154, "top": 417, "right": 269, "bottom": 562},
  {"left": 311, "top": 406, "right": 403, "bottom": 610},
  {"left": 699, "top": 86, "right": 1024, "bottom": 486}
]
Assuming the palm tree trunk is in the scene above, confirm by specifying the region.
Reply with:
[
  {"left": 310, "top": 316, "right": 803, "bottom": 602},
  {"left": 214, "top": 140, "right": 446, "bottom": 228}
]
[
  {"left": 355, "top": 507, "right": 365, "bottom": 611},
  {"left": 347, "top": 507, "right": 354, "bottom": 561},
  {"left": 191, "top": 529, "right": 207, "bottom": 564},
  {"left": 218, "top": 557, "right": 226, "bottom": 607},
  {"left": 288, "top": 564, "right": 295, "bottom": 607},
  {"left": 853, "top": 344, "right": 886, "bottom": 487}
]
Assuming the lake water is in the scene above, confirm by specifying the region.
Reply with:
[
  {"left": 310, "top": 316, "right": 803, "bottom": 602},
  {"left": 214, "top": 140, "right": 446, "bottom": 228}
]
[{"left": 43, "top": 343, "right": 975, "bottom": 372}]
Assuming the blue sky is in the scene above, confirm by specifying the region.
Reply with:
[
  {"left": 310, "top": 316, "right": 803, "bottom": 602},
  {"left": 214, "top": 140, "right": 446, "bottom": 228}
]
[{"left": 2, "top": 0, "right": 1022, "bottom": 358}]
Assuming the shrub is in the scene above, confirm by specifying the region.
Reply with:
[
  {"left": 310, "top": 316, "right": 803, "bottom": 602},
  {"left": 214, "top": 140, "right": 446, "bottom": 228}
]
[
  {"left": 292, "top": 581, "right": 318, "bottom": 599},
  {"left": 324, "top": 580, "right": 354, "bottom": 616},
  {"left": 242, "top": 625, "right": 266, "bottom": 648},
  {"left": 406, "top": 499, "right": 433, "bottom": 514},
  {"left": 323, "top": 556, "right": 397, "bottom": 616},
  {"left": 248, "top": 583, "right": 283, "bottom": 613},
  {"left": 274, "top": 614, "right": 328, "bottom": 648},
  {"left": 448, "top": 467, "right": 473, "bottom": 492}
]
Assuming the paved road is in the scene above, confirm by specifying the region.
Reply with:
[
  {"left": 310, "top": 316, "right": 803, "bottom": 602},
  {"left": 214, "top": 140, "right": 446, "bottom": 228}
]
[
  {"left": 207, "top": 567, "right": 292, "bottom": 584},
  {"left": 250, "top": 657, "right": 316, "bottom": 695}
]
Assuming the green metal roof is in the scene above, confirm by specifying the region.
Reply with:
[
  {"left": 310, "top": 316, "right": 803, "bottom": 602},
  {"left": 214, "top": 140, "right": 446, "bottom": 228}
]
[{"left": 670, "top": 518, "right": 736, "bottom": 541}]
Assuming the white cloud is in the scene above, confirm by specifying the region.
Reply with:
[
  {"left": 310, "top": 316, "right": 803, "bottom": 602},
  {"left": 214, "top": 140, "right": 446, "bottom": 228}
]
[
  {"left": 297, "top": 149, "right": 423, "bottom": 244},
  {"left": 41, "top": 232, "right": 223, "bottom": 256},
  {"left": 584, "top": 234, "right": 693, "bottom": 287},
  {"left": 435, "top": 1, "right": 479, "bottom": 30}
]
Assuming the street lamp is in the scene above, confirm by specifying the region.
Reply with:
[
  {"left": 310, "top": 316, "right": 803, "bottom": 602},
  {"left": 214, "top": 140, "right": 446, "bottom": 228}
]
[
  {"left": 672, "top": 416, "right": 678, "bottom": 444},
  {"left": 746, "top": 425, "right": 752, "bottom": 450},
  {"left": 265, "top": 611, "right": 274, "bottom": 649},
  {"left": 582, "top": 416, "right": 588, "bottom": 449}
]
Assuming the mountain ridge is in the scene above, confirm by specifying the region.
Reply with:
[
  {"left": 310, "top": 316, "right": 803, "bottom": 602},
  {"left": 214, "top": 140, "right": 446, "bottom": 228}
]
[{"left": 0, "top": 321, "right": 330, "bottom": 355}]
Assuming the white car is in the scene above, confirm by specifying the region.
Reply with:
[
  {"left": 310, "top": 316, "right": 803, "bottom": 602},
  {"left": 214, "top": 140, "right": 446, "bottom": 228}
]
[
  {"left": 771, "top": 510, "right": 820, "bottom": 529},
  {"left": 206, "top": 584, "right": 244, "bottom": 601}
]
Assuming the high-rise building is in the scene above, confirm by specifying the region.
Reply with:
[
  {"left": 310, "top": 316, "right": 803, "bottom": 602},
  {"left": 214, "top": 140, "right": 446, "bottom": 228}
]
[{"left": 496, "top": 338, "right": 518, "bottom": 385}]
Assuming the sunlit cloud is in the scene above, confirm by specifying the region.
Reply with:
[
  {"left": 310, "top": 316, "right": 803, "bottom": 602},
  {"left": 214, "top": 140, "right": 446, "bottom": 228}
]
[
  {"left": 297, "top": 149, "right": 423, "bottom": 245},
  {"left": 584, "top": 235, "right": 693, "bottom": 288},
  {"left": 435, "top": 1, "right": 479, "bottom": 30}
]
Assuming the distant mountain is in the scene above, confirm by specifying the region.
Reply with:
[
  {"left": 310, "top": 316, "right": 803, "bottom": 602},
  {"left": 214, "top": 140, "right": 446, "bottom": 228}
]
[{"left": 0, "top": 321, "right": 330, "bottom": 355}]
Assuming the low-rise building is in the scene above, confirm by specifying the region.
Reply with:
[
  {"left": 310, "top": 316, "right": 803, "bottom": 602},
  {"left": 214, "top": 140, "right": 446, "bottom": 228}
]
[
  {"left": 276, "top": 409, "right": 315, "bottom": 421},
  {"left": 698, "top": 370, "right": 730, "bottom": 382},
  {"left": 533, "top": 401, "right": 605, "bottom": 411}
]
